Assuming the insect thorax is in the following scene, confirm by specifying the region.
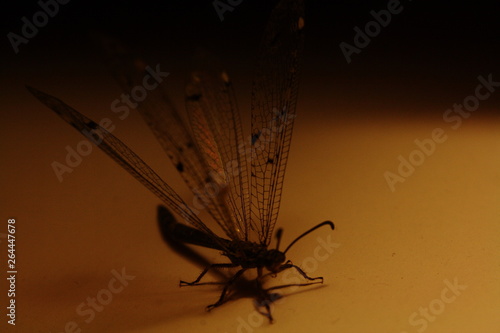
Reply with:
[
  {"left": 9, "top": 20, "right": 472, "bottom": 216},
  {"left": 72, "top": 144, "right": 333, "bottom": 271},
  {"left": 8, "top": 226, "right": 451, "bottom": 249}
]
[{"left": 223, "top": 240, "right": 286, "bottom": 272}]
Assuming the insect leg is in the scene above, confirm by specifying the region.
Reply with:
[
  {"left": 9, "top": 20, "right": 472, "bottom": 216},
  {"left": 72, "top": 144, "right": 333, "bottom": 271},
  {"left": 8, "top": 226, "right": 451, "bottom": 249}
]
[
  {"left": 264, "top": 280, "right": 323, "bottom": 293},
  {"left": 206, "top": 268, "right": 247, "bottom": 311},
  {"left": 278, "top": 261, "right": 324, "bottom": 283},
  {"left": 180, "top": 263, "right": 238, "bottom": 286},
  {"left": 260, "top": 260, "right": 324, "bottom": 283}
]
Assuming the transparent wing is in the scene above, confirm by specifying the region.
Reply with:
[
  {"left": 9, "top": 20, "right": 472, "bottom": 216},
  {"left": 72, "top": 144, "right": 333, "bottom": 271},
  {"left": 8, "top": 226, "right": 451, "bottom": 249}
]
[
  {"left": 185, "top": 70, "right": 253, "bottom": 241},
  {"left": 250, "top": 0, "right": 305, "bottom": 245},
  {"left": 27, "top": 86, "right": 228, "bottom": 249},
  {"left": 97, "top": 38, "right": 240, "bottom": 240}
]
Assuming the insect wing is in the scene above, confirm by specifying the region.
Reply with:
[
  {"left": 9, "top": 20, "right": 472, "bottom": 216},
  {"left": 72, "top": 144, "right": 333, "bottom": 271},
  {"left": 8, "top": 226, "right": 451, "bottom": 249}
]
[
  {"left": 250, "top": 0, "right": 305, "bottom": 245},
  {"left": 27, "top": 86, "right": 228, "bottom": 249},
  {"left": 98, "top": 38, "right": 243, "bottom": 241},
  {"left": 185, "top": 70, "right": 253, "bottom": 241}
]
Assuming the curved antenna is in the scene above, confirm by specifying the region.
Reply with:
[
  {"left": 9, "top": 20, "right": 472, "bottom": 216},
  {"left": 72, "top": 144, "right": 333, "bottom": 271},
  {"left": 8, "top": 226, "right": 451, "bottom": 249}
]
[{"left": 283, "top": 221, "right": 334, "bottom": 254}]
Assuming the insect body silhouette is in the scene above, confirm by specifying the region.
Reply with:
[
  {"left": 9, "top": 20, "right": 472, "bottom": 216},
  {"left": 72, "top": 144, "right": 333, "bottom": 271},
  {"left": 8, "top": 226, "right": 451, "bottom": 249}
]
[{"left": 28, "top": 0, "right": 334, "bottom": 322}]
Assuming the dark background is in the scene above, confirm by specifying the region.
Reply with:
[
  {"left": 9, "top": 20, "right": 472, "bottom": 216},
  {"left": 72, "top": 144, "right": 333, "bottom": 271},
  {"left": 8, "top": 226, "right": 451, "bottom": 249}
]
[{"left": 2, "top": 0, "right": 499, "bottom": 116}]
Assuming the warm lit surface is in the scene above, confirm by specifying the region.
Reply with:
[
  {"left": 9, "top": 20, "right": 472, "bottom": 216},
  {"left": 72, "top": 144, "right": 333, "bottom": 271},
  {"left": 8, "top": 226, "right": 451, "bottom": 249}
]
[
  {"left": 2, "top": 88, "right": 499, "bottom": 332},
  {"left": 1, "top": 1, "right": 499, "bottom": 332}
]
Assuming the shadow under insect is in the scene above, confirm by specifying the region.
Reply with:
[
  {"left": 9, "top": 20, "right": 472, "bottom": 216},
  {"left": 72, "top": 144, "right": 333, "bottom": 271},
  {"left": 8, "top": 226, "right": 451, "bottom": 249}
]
[{"left": 157, "top": 205, "right": 334, "bottom": 322}]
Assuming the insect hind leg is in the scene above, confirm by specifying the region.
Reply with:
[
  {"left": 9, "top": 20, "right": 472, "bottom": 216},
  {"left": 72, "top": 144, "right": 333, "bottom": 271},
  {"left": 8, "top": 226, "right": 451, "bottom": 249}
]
[
  {"left": 179, "top": 263, "right": 238, "bottom": 286},
  {"left": 206, "top": 268, "right": 247, "bottom": 311}
]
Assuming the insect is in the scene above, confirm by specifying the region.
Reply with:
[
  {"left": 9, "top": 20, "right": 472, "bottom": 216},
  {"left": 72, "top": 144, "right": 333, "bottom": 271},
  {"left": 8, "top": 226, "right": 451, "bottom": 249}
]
[{"left": 28, "top": 0, "right": 334, "bottom": 322}]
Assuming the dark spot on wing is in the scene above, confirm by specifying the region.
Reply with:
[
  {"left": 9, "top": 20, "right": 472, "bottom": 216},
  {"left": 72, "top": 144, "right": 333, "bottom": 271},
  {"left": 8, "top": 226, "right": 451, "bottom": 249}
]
[
  {"left": 267, "top": 158, "right": 274, "bottom": 164},
  {"left": 187, "top": 93, "right": 202, "bottom": 101},
  {"left": 87, "top": 121, "right": 99, "bottom": 129},
  {"left": 251, "top": 132, "right": 261, "bottom": 145},
  {"left": 176, "top": 162, "right": 184, "bottom": 172},
  {"left": 186, "top": 141, "right": 195, "bottom": 148}
]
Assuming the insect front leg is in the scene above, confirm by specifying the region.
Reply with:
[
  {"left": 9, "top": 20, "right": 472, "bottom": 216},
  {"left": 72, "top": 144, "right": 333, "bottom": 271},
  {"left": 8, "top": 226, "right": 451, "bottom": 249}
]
[
  {"left": 259, "top": 260, "right": 324, "bottom": 291},
  {"left": 180, "top": 263, "right": 238, "bottom": 286},
  {"left": 263, "top": 261, "right": 324, "bottom": 292},
  {"left": 278, "top": 260, "right": 324, "bottom": 283}
]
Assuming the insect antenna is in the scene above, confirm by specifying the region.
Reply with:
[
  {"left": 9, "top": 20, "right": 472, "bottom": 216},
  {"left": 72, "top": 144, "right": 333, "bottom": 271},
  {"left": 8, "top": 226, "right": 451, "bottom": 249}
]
[
  {"left": 283, "top": 221, "right": 335, "bottom": 254},
  {"left": 275, "top": 228, "right": 284, "bottom": 250}
]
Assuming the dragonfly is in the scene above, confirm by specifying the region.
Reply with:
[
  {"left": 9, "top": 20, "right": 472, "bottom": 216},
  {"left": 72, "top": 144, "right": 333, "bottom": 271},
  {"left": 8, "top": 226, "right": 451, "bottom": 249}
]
[{"left": 28, "top": 0, "right": 334, "bottom": 322}]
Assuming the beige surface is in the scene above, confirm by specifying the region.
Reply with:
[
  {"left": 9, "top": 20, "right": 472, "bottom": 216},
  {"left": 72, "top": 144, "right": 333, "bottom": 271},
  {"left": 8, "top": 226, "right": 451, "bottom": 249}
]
[{"left": 1, "top": 67, "right": 499, "bottom": 333}]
